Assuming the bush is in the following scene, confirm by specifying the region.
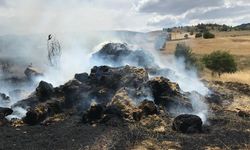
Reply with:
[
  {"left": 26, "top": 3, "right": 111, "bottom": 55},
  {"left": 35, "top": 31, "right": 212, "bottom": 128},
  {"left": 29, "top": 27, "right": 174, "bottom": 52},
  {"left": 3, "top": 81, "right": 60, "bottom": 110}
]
[
  {"left": 195, "top": 33, "right": 202, "bottom": 38},
  {"left": 202, "top": 51, "right": 237, "bottom": 76},
  {"left": 184, "top": 34, "right": 189, "bottom": 39},
  {"left": 175, "top": 43, "right": 198, "bottom": 69},
  {"left": 203, "top": 31, "right": 215, "bottom": 39}
]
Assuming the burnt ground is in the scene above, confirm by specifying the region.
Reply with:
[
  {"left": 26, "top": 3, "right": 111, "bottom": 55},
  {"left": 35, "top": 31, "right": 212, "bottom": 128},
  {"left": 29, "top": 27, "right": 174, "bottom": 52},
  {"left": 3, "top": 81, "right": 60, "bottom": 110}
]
[
  {"left": 0, "top": 116, "right": 128, "bottom": 150},
  {"left": 1, "top": 81, "right": 250, "bottom": 150},
  {"left": 0, "top": 110, "right": 249, "bottom": 150},
  {"left": 1, "top": 51, "right": 250, "bottom": 150}
]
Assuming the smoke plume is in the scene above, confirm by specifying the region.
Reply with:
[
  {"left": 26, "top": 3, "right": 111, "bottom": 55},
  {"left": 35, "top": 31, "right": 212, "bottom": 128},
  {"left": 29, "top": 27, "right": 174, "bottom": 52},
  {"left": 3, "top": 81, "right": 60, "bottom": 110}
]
[{"left": 0, "top": 1, "right": 210, "bottom": 122}]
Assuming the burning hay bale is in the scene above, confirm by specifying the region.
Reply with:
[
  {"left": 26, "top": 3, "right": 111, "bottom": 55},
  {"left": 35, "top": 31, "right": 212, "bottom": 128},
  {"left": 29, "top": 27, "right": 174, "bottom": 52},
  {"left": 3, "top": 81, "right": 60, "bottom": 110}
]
[
  {"left": 36, "top": 81, "right": 55, "bottom": 102},
  {"left": 74, "top": 73, "right": 89, "bottom": 83},
  {"left": 12, "top": 38, "right": 203, "bottom": 126},
  {"left": 23, "top": 105, "right": 48, "bottom": 125},
  {"left": 91, "top": 43, "right": 158, "bottom": 68},
  {"left": 110, "top": 89, "right": 140, "bottom": 121},
  {"left": 81, "top": 100, "right": 156, "bottom": 125},
  {"left": 62, "top": 80, "right": 82, "bottom": 108},
  {"left": 82, "top": 103, "right": 126, "bottom": 125},
  {"left": 20, "top": 99, "right": 65, "bottom": 125},
  {"left": 82, "top": 104, "right": 105, "bottom": 123},
  {"left": 0, "top": 107, "right": 13, "bottom": 126},
  {"left": 89, "top": 65, "right": 149, "bottom": 89},
  {"left": 172, "top": 114, "right": 203, "bottom": 133},
  {"left": 81, "top": 90, "right": 158, "bottom": 124},
  {"left": 0, "top": 107, "right": 13, "bottom": 117},
  {"left": 15, "top": 64, "right": 197, "bottom": 127},
  {"left": 148, "top": 77, "right": 192, "bottom": 110},
  {"left": 148, "top": 77, "right": 180, "bottom": 104}
]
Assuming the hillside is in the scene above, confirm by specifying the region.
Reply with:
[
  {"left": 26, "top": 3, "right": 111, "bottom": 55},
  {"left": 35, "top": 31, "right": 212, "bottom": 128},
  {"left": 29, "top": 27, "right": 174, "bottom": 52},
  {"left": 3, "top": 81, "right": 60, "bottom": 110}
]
[
  {"left": 164, "top": 23, "right": 250, "bottom": 33},
  {"left": 235, "top": 23, "right": 250, "bottom": 30}
]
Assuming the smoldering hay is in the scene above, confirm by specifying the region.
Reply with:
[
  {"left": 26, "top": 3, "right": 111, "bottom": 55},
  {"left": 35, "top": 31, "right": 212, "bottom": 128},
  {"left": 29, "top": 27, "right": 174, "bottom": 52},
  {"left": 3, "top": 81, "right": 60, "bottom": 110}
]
[
  {"left": 90, "top": 42, "right": 210, "bottom": 122},
  {"left": 1, "top": 38, "right": 210, "bottom": 124}
]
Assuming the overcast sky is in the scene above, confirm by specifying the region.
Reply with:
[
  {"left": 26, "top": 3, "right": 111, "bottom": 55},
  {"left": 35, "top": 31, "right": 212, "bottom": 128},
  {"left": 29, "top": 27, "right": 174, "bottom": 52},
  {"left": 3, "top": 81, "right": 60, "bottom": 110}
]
[{"left": 0, "top": 0, "right": 250, "bottom": 34}]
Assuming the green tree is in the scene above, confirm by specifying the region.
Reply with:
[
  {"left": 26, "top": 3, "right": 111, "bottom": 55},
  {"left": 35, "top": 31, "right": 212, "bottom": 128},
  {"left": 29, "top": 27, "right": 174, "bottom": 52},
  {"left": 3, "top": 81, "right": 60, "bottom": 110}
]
[
  {"left": 184, "top": 34, "right": 189, "bottom": 39},
  {"left": 202, "top": 51, "right": 237, "bottom": 76},
  {"left": 195, "top": 32, "right": 202, "bottom": 38},
  {"left": 175, "top": 43, "right": 198, "bottom": 69}
]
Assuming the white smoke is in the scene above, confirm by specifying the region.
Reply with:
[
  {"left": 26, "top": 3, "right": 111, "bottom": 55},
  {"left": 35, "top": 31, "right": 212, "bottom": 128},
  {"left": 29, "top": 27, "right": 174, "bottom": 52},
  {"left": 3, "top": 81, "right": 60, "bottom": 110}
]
[
  {"left": 6, "top": 107, "right": 27, "bottom": 120},
  {"left": 36, "top": 46, "right": 92, "bottom": 87},
  {"left": 0, "top": 0, "right": 154, "bottom": 36},
  {"left": 0, "top": 72, "right": 30, "bottom": 119},
  {"left": 36, "top": 32, "right": 127, "bottom": 86},
  {"left": 0, "top": 0, "right": 211, "bottom": 123},
  {"left": 0, "top": 30, "right": 211, "bottom": 124},
  {"left": 158, "top": 55, "right": 209, "bottom": 95},
  {"left": 98, "top": 33, "right": 210, "bottom": 123},
  {"left": 149, "top": 39, "right": 210, "bottom": 123},
  {"left": 189, "top": 92, "right": 209, "bottom": 123},
  {"left": 163, "top": 58, "right": 210, "bottom": 123},
  {"left": 41, "top": 32, "right": 210, "bottom": 123}
]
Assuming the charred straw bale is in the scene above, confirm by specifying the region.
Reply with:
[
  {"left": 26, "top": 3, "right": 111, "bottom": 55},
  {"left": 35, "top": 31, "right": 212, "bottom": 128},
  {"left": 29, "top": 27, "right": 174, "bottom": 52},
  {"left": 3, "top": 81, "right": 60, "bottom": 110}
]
[
  {"left": 23, "top": 104, "right": 48, "bottom": 125},
  {"left": 82, "top": 104, "right": 105, "bottom": 123},
  {"left": 172, "top": 114, "right": 202, "bottom": 134},
  {"left": 89, "top": 65, "right": 148, "bottom": 89},
  {"left": 36, "top": 81, "right": 54, "bottom": 102},
  {"left": 91, "top": 43, "right": 158, "bottom": 68},
  {"left": 62, "top": 80, "right": 82, "bottom": 108},
  {"left": 0, "top": 107, "right": 13, "bottom": 118}
]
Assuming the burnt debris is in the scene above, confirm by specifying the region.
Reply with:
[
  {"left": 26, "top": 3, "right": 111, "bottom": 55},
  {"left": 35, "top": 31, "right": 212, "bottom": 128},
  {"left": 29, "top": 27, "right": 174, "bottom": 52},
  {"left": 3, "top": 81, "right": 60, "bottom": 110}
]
[
  {"left": 13, "top": 65, "right": 197, "bottom": 128},
  {"left": 0, "top": 107, "right": 13, "bottom": 126},
  {"left": 91, "top": 43, "right": 158, "bottom": 68},
  {"left": 172, "top": 114, "right": 203, "bottom": 133},
  {"left": 4, "top": 42, "right": 207, "bottom": 134}
]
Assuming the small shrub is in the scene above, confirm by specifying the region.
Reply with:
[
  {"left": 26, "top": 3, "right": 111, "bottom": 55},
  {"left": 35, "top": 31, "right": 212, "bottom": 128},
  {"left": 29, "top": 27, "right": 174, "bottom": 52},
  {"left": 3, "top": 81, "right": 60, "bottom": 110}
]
[
  {"left": 202, "top": 51, "right": 237, "bottom": 76},
  {"left": 203, "top": 31, "right": 215, "bottom": 39},
  {"left": 184, "top": 34, "right": 189, "bottom": 39},
  {"left": 195, "top": 33, "right": 202, "bottom": 38}
]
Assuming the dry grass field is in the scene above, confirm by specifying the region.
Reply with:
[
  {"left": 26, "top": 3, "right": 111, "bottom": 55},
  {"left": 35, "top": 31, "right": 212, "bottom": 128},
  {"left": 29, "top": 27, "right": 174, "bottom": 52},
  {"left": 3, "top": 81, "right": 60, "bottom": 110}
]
[
  {"left": 202, "top": 70, "right": 250, "bottom": 85},
  {"left": 163, "top": 31, "right": 250, "bottom": 85},
  {"left": 164, "top": 33, "right": 250, "bottom": 56}
]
